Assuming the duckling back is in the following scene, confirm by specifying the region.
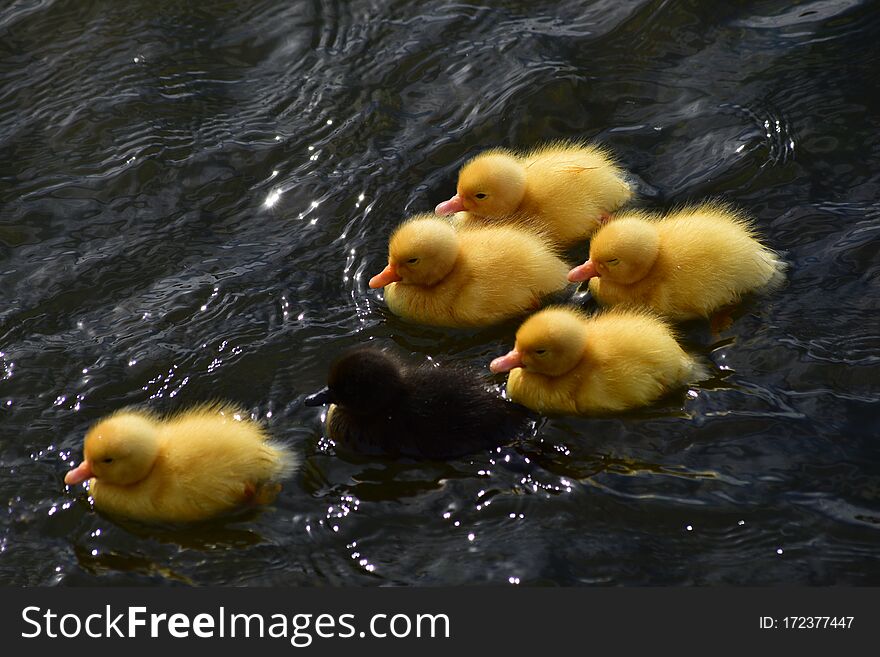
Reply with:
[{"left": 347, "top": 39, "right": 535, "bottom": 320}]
[
  {"left": 662, "top": 204, "right": 785, "bottom": 299},
  {"left": 396, "top": 365, "right": 530, "bottom": 458},
  {"left": 161, "top": 404, "right": 297, "bottom": 487},
  {"left": 571, "top": 310, "right": 703, "bottom": 412},
  {"left": 519, "top": 142, "right": 633, "bottom": 244}
]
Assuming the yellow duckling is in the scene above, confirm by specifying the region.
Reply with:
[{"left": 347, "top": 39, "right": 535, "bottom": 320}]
[
  {"left": 63, "top": 404, "right": 298, "bottom": 523},
  {"left": 435, "top": 141, "right": 632, "bottom": 246},
  {"left": 567, "top": 202, "right": 787, "bottom": 320},
  {"left": 368, "top": 214, "right": 570, "bottom": 327},
  {"left": 490, "top": 307, "right": 705, "bottom": 415}
]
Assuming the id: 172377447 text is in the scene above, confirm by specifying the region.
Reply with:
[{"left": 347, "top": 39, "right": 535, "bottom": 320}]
[{"left": 759, "top": 616, "right": 854, "bottom": 629}]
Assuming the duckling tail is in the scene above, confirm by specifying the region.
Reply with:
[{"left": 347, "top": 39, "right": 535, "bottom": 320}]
[
  {"left": 267, "top": 441, "right": 301, "bottom": 481},
  {"left": 760, "top": 250, "right": 788, "bottom": 293},
  {"left": 685, "top": 355, "right": 711, "bottom": 384}
]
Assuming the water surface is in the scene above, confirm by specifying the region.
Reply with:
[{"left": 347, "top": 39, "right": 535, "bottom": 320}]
[{"left": 1, "top": 0, "right": 879, "bottom": 585}]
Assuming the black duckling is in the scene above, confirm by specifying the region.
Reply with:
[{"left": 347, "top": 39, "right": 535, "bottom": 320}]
[{"left": 304, "top": 347, "right": 530, "bottom": 459}]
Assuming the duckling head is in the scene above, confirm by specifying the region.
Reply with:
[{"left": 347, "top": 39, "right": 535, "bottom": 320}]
[
  {"left": 369, "top": 216, "right": 460, "bottom": 288},
  {"left": 490, "top": 307, "right": 589, "bottom": 377},
  {"left": 435, "top": 151, "right": 526, "bottom": 218},
  {"left": 64, "top": 412, "right": 160, "bottom": 487},
  {"left": 568, "top": 215, "right": 660, "bottom": 284},
  {"left": 306, "top": 348, "right": 408, "bottom": 414}
]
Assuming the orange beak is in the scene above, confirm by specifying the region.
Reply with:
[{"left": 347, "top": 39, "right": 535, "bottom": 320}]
[
  {"left": 567, "top": 259, "right": 599, "bottom": 283},
  {"left": 369, "top": 263, "right": 402, "bottom": 288},
  {"left": 64, "top": 459, "right": 94, "bottom": 486},
  {"left": 490, "top": 349, "right": 524, "bottom": 374},
  {"left": 435, "top": 194, "right": 465, "bottom": 216}
]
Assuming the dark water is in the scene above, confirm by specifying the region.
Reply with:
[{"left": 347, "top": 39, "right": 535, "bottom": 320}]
[{"left": 1, "top": 0, "right": 878, "bottom": 586}]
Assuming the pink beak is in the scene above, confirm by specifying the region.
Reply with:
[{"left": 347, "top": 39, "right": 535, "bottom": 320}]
[
  {"left": 65, "top": 460, "right": 94, "bottom": 486},
  {"left": 435, "top": 195, "right": 465, "bottom": 216},
  {"left": 369, "top": 263, "right": 402, "bottom": 289},
  {"left": 567, "top": 259, "right": 599, "bottom": 283},
  {"left": 490, "top": 349, "right": 524, "bottom": 374}
]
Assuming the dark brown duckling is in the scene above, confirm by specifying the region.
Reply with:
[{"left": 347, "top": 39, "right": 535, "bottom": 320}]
[{"left": 305, "top": 347, "right": 530, "bottom": 459}]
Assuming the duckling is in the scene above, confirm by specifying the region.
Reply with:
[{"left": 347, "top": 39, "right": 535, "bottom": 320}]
[
  {"left": 63, "top": 404, "right": 298, "bottom": 523},
  {"left": 305, "top": 347, "right": 529, "bottom": 459},
  {"left": 368, "top": 214, "right": 570, "bottom": 327},
  {"left": 567, "top": 202, "right": 787, "bottom": 320},
  {"left": 489, "top": 306, "right": 705, "bottom": 415},
  {"left": 435, "top": 141, "right": 632, "bottom": 246}
]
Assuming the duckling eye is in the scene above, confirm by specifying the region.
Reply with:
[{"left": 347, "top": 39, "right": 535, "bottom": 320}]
[
  {"left": 102, "top": 458, "right": 114, "bottom": 464},
  {"left": 474, "top": 193, "right": 487, "bottom": 200},
  {"left": 605, "top": 258, "right": 620, "bottom": 266},
  {"left": 534, "top": 349, "right": 548, "bottom": 356},
  {"left": 406, "top": 257, "right": 419, "bottom": 265}
]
